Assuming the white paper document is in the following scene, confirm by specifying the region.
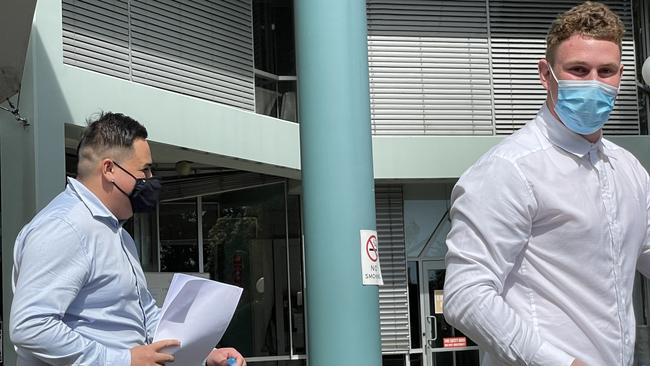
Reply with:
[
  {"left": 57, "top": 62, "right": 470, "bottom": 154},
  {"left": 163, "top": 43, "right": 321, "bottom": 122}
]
[{"left": 154, "top": 273, "right": 243, "bottom": 366}]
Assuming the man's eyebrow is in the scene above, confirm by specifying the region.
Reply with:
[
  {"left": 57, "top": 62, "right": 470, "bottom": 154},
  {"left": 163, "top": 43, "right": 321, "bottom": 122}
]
[
  {"left": 599, "top": 62, "right": 621, "bottom": 69},
  {"left": 564, "top": 61, "right": 620, "bottom": 68}
]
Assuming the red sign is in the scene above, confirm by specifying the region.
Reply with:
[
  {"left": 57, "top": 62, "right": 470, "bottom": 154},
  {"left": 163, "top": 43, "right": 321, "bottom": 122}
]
[{"left": 443, "top": 337, "right": 467, "bottom": 348}]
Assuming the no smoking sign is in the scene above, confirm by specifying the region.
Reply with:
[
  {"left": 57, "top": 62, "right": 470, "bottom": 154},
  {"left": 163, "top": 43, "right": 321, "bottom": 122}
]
[
  {"left": 360, "top": 230, "right": 383, "bottom": 286},
  {"left": 366, "top": 235, "right": 378, "bottom": 262}
]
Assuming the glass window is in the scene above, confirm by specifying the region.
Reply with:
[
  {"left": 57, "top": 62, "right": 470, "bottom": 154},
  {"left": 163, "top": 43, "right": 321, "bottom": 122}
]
[
  {"left": 253, "top": 0, "right": 295, "bottom": 76},
  {"left": 286, "top": 195, "right": 305, "bottom": 354},
  {"left": 202, "top": 183, "right": 305, "bottom": 357},
  {"left": 382, "top": 354, "right": 405, "bottom": 366},
  {"left": 403, "top": 184, "right": 454, "bottom": 259},
  {"left": 408, "top": 261, "right": 421, "bottom": 349},
  {"left": 404, "top": 199, "right": 449, "bottom": 258},
  {"left": 159, "top": 199, "right": 199, "bottom": 272},
  {"left": 422, "top": 216, "right": 450, "bottom": 259},
  {"left": 253, "top": 0, "right": 297, "bottom": 122},
  {"left": 409, "top": 353, "right": 423, "bottom": 366},
  {"left": 150, "top": 178, "right": 306, "bottom": 359},
  {"left": 255, "top": 77, "right": 297, "bottom": 122},
  {"left": 133, "top": 211, "right": 158, "bottom": 272}
]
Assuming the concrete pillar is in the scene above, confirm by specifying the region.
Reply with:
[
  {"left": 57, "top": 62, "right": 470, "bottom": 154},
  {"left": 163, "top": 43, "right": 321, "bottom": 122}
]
[{"left": 295, "top": 1, "right": 382, "bottom": 365}]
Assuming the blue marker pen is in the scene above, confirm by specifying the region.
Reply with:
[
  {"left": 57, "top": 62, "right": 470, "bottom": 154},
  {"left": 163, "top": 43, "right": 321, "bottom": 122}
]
[{"left": 227, "top": 357, "right": 237, "bottom": 366}]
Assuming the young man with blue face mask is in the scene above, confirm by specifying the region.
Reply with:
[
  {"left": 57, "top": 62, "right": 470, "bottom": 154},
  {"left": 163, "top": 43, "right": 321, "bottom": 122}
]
[
  {"left": 10, "top": 113, "right": 246, "bottom": 366},
  {"left": 444, "top": 2, "right": 649, "bottom": 366}
]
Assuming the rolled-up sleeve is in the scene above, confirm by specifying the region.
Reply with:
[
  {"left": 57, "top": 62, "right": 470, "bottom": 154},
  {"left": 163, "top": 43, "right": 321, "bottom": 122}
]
[
  {"left": 443, "top": 156, "right": 574, "bottom": 366},
  {"left": 10, "top": 217, "right": 130, "bottom": 365}
]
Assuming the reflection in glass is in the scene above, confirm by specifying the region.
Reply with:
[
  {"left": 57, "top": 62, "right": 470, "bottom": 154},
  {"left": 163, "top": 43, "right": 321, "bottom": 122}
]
[
  {"left": 152, "top": 179, "right": 305, "bottom": 360},
  {"left": 404, "top": 199, "right": 449, "bottom": 258},
  {"left": 255, "top": 76, "right": 297, "bottom": 122},
  {"left": 422, "top": 213, "right": 450, "bottom": 259},
  {"left": 201, "top": 183, "right": 305, "bottom": 358},
  {"left": 159, "top": 199, "right": 199, "bottom": 272}
]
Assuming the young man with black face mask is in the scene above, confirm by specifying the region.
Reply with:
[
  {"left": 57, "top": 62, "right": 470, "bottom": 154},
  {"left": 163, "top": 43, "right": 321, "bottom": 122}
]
[
  {"left": 10, "top": 112, "right": 246, "bottom": 366},
  {"left": 443, "top": 2, "right": 649, "bottom": 366}
]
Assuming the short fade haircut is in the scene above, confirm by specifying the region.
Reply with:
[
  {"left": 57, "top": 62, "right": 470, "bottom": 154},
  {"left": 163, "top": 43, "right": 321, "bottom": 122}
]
[
  {"left": 76, "top": 112, "right": 148, "bottom": 178},
  {"left": 546, "top": 1, "right": 624, "bottom": 64}
]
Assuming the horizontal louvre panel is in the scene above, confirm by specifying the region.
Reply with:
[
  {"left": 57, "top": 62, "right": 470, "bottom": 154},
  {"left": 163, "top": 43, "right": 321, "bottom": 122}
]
[
  {"left": 62, "top": 0, "right": 254, "bottom": 111},
  {"left": 62, "top": 0, "right": 130, "bottom": 80},
  {"left": 490, "top": 0, "right": 639, "bottom": 135},
  {"left": 367, "top": 0, "right": 640, "bottom": 136},
  {"left": 131, "top": 0, "right": 254, "bottom": 111},
  {"left": 131, "top": 51, "right": 254, "bottom": 110},
  {"left": 376, "top": 185, "right": 410, "bottom": 353},
  {"left": 368, "top": 0, "right": 494, "bottom": 135}
]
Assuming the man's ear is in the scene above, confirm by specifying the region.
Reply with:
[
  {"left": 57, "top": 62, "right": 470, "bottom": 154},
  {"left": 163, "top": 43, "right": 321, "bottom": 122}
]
[
  {"left": 618, "top": 63, "right": 624, "bottom": 79},
  {"left": 539, "top": 58, "right": 551, "bottom": 90},
  {"left": 101, "top": 159, "right": 116, "bottom": 183}
]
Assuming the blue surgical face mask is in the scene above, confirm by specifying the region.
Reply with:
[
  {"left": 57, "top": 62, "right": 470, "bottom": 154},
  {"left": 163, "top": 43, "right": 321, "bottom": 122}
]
[{"left": 548, "top": 66, "right": 618, "bottom": 135}]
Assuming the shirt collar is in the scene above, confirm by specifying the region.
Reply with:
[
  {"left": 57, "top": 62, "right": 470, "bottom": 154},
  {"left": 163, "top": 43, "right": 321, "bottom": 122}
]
[
  {"left": 67, "top": 177, "right": 120, "bottom": 226},
  {"left": 535, "top": 103, "right": 604, "bottom": 159}
]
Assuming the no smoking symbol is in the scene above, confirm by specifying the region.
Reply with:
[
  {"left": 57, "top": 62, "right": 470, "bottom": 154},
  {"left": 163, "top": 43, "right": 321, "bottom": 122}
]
[{"left": 366, "top": 235, "right": 378, "bottom": 262}]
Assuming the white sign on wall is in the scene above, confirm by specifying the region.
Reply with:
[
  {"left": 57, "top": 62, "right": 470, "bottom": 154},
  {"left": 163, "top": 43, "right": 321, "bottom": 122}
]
[{"left": 360, "top": 230, "right": 383, "bottom": 286}]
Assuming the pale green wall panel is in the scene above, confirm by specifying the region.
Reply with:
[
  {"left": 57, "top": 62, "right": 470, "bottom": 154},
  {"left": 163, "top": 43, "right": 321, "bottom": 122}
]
[
  {"left": 373, "top": 136, "right": 650, "bottom": 180},
  {"left": 58, "top": 66, "right": 301, "bottom": 174}
]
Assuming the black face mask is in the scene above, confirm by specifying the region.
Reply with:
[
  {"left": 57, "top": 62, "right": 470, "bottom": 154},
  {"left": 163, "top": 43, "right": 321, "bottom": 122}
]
[{"left": 112, "top": 161, "right": 161, "bottom": 213}]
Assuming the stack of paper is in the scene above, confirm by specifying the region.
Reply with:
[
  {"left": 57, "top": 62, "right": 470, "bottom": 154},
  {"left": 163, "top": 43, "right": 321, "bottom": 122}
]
[{"left": 153, "top": 273, "right": 243, "bottom": 365}]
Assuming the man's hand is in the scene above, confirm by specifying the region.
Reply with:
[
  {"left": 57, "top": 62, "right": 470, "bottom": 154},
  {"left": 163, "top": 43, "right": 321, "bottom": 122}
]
[
  {"left": 571, "top": 360, "right": 587, "bottom": 366},
  {"left": 130, "top": 339, "right": 180, "bottom": 366},
  {"left": 206, "top": 347, "right": 246, "bottom": 366}
]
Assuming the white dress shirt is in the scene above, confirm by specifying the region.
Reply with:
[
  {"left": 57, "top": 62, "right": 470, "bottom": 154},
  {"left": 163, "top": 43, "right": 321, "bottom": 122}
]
[{"left": 444, "top": 105, "right": 650, "bottom": 366}]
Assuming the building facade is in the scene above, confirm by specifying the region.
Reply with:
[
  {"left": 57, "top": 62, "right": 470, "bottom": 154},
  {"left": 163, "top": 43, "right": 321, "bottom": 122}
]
[{"left": 1, "top": 0, "right": 650, "bottom": 365}]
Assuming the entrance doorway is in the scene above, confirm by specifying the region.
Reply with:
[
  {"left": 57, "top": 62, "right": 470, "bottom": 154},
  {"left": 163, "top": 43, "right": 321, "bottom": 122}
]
[
  {"left": 403, "top": 185, "right": 480, "bottom": 366},
  {"left": 421, "top": 260, "right": 479, "bottom": 366}
]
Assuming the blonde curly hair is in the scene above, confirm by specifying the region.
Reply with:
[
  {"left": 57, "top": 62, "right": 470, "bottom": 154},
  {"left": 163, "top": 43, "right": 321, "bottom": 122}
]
[{"left": 546, "top": 1, "right": 624, "bottom": 64}]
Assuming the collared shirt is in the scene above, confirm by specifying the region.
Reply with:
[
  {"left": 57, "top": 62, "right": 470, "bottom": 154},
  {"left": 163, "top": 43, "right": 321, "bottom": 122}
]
[
  {"left": 444, "top": 105, "right": 650, "bottom": 366},
  {"left": 10, "top": 178, "right": 161, "bottom": 365}
]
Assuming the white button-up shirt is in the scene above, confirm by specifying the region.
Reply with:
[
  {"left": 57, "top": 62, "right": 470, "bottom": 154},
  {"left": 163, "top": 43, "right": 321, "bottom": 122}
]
[{"left": 444, "top": 105, "right": 650, "bottom": 366}]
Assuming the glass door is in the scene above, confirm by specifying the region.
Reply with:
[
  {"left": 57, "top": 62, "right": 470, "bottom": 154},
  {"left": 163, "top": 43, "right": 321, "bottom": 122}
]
[{"left": 422, "top": 260, "right": 480, "bottom": 366}]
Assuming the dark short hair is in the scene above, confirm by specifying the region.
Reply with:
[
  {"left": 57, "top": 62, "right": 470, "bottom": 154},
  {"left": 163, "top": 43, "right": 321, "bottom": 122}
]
[
  {"left": 76, "top": 112, "right": 148, "bottom": 178},
  {"left": 546, "top": 1, "right": 624, "bottom": 64},
  {"left": 77, "top": 112, "right": 148, "bottom": 157}
]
